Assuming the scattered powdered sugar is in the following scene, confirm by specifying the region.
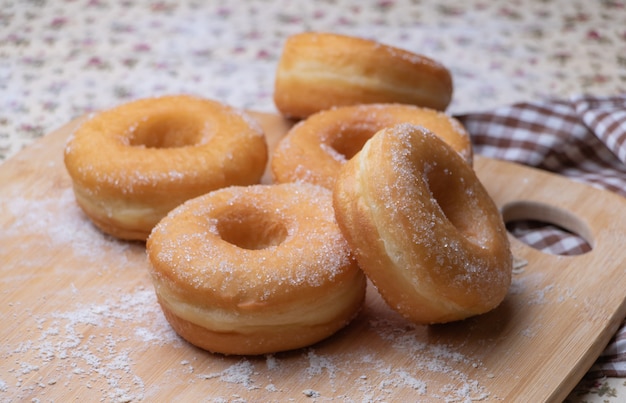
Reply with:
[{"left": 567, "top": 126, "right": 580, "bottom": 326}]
[
  {"left": 526, "top": 284, "right": 555, "bottom": 305},
  {"left": 1, "top": 287, "right": 181, "bottom": 402},
  {"left": 198, "top": 360, "right": 258, "bottom": 390},
  {"left": 394, "top": 370, "right": 427, "bottom": 394},
  {"left": 1, "top": 186, "right": 135, "bottom": 270},
  {"left": 304, "top": 349, "right": 337, "bottom": 380},
  {"left": 509, "top": 271, "right": 576, "bottom": 307},
  {"left": 368, "top": 368, "right": 428, "bottom": 396},
  {"left": 265, "top": 354, "right": 279, "bottom": 371},
  {"left": 365, "top": 318, "right": 490, "bottom": 401},
  {"left": 302, "top": 388, "right": 320, "bottom": 398},
  {"left": 2, "top": 277, "right": 495, "bottom": 402}
]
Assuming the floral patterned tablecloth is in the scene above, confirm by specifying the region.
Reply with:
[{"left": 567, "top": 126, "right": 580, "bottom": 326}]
[{"left": 2, "top": 0, "right": 626, "bottom": 401}]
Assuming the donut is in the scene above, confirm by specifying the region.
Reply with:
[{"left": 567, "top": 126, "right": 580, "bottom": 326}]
[
  {"left": 64, "top": 95, "right": 268, "bottom": 241},
  {"left": 271, "top": 103, "right": 472, "bottom": 189},
  {"left": 146, "top": 183, "right": 366, "bottom": 355},
  {"left": 333, "top": 123, "right": 512, "bottom": 324},
  {"left": 273, "top": 32, "right": 453, "bottom": 119}
]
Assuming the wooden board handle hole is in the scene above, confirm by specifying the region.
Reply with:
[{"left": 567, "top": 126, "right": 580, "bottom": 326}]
[{"left": 501, "top": 200, "right": 594, "bottom": 256}]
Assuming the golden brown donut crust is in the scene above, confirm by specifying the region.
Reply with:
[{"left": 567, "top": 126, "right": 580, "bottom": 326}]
[
  {"left": 274, "top": 32, "right": 453, "bottom": 119},
  {"left": 271, "top": 103, "right": 472, "bottom": 189},
  {"left": 147, "top": 183, "right": 366, "bottom": 355},
  {"left": 156, "top": 286, "right": 365, "bottom": 356},
  {"left": 64, "top": 95, "right": 268, "bottom": 241},
  {"left": 333, "top": 124, "right": 512, "bottom": 324}
]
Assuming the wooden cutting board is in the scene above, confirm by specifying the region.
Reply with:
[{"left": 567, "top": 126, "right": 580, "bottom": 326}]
[{"left": 2, "top": 111, "right": 626, "bottom": 402}]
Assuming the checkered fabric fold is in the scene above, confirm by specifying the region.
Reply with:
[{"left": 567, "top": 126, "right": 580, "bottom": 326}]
[
  {"left": 455, "top": 95, "right": 626, "bottom": 378},
  {"left": 458, "top": 95, "right": 626, "bottom": 197}
]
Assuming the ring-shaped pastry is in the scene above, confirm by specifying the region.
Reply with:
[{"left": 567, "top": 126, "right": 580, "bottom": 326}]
[
  {"left": 64, "top": 95, "right": 268, "bottom": 241},
  {"left": 333, "top": 123, "right": 512, "bottom": 324},
  {"left": 147, "top": 183, "right": 366, "bottom": 355},
  {"left": 271, "top": 103, "right": 472, "bottom": 189}
]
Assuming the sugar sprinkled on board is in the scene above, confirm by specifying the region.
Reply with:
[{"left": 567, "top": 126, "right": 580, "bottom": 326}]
[
  {"left": 197, "top": 359, "right": 259, "bottom": 390},
  {"left": 302, "top": 388, "right": 320, "bottom": 398},
  {"left": 365, "top": 318, "right": 491, "bottom": 401},
  {"left": 304, "top": 349, "right": 337, "bottom": 379},
  {"left": 1, "top": 287, "right": 180, "bottom": 401},
  {"left": 265, "top": 354, "right": 279, "bottom": 370},
  {"left": 2, "top": 187, "right": 135, "bottom": 270}
]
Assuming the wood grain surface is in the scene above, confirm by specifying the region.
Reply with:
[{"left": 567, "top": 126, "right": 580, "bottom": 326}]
[{"left": 1, "top": 112, "right": 626, "bottom": 402}]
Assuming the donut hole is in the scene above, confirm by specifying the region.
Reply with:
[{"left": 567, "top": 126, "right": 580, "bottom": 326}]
[
  {"left": 128, "top": 112, "right": 204, "bottom": 148},
  {"left": 216, "top": 211, "right": 288, "bottom": 250},
  {"left": 423, "top": 165, "right": 483, "bottom": 243},
  {"left": 329, "top": 123, "right": 380, "bottom": 160},
  {"left": 502, "top": 201, "right": 594, "bottom": 255}
]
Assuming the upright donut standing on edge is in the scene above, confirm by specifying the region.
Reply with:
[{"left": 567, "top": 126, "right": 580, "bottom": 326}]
[
  {"left": 333, "top": 123, "right": 513, "bottom": 324},
  {"left": 146, "top": 183, "right": 367, "bottom": 355},
  {"left": 64, "top": 95, "right": 268, "bottom": 241},
  {"left": 273, "top": 32, "right": 454, "bottom": 119}
]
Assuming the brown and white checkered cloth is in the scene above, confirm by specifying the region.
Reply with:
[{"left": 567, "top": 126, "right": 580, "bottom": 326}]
[{"left": 455, "top": 95, "right": 626, "bottom": 378}]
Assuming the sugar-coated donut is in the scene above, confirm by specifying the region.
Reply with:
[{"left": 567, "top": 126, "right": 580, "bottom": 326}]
[
  {"left": 333, "top": 124, "right": 512, "bottom": 324},
  {"left": 274, "top": 32, "right": 453, "bottom": 119},
  {"left": 64, "top": 95, "right": 268, "bottom": 241},
  {"left": 271, "top": 104, "right": 472, "bottom": 189},
  {"left": 146, "top": 183, "right": 366, "bottom": 355}
]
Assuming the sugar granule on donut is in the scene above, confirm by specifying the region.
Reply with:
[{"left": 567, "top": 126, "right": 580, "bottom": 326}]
[
  {"left": 333, "top": 123, "right": 512, "bottom": 324},
  {"left": 146, "top": 183, "right": 366, "bottom": 355}
]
